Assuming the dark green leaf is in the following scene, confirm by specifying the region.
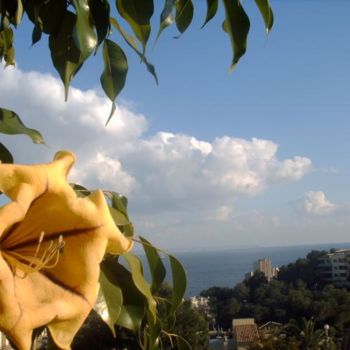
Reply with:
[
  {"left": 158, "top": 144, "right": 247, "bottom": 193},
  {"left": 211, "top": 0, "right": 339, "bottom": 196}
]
[
  {"left": 176, "top": 336, "right": 192, "bottom": 350},
  {"left": 123, "top": 253, "right": 157, "bottom": 324},
  {"left": 201, "top": 0, "right": 218, "bottom": 29},
  {"left": 115, "top": 0, "right": 153, "bottom": 52},
  {"left": 222, "top": 0, "right": 250, "bottom": 70},
  {"left": 140, "top": 236, "right": 166, "bottom": 293},
  {"left": 99, "top": 269, "right": 123, "bottom": 334},
  {"left": 49, "top": 11, "right": 82, "bottom": 100},
  {"left": 32, "top": 23, "right": 42, "bottom": 45},
  {"left": 0, "top": 108, "right": 44, "bottom": 144},
  {"left": 169, "top": 254, "right": 187, "bottom": 314},
  {"left": 155, "top": 0, "right": 175, "bottom": 41},
  {"left": 110, "top": 17, "right": 158, "bottom": 84},
  {"left": 148, "top": 317, "right": 162, "bottom": 350},
  {"left": 101, "top": 257, "right": 145, "bottom": 333},
  {"left": 89, "top": 0, "right": 110, "bottom": 47},
  {"left": 71, "top": 184, "right": 91, "bottom": 199},
  {"left": 100, "top": 39, "right": 128, "bottom": 124},
  {"left": 255, "top": 0, "right": 274, "bottom": 32},
  {"left": 0, "top": 143, "right": 13, "bottom": 163},
  {"left": 175, "top": 0, "right": 194, "bottom": 34},
  {"left": 25, "top": 0, "right": 66, "bottom": 35},
  {"left": 72, "top": 0, "right": 97, "bottom": 59}
]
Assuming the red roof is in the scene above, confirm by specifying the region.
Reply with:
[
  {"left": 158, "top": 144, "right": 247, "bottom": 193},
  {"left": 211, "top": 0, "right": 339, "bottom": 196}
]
[{"left": 234, "top": 324, "right": 260, "bottom": 344}]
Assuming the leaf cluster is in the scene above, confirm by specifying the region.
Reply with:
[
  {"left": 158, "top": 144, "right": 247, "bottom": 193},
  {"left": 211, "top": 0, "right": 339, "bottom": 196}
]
[
  {"left": 200, "top": 250, "right": 350, "bottom": 346},
  {"left": 1, "top": 0, "right": 273, "bottom": 123}
]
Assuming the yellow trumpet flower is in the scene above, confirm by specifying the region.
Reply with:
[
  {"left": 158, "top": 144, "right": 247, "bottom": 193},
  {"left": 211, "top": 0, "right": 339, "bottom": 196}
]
[{"left": 0, "top": 151, "right": 133, "bottom": 350}]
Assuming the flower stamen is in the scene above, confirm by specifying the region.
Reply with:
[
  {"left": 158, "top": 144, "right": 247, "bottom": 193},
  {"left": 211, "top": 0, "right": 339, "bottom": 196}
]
[{"left": 2, "top": 232, "right": 65, "bottom": 275}]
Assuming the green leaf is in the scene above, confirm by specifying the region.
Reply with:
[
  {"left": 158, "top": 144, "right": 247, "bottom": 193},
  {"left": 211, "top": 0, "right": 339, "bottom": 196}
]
[
  {"left": 99, "top": 269, "right": 123, "bottom": 335},
  {"left": 255, "top": 0, "right": 274, "bottom": 32},
  {"left": 222, "top": 0, "right": 250, "bottom": 70},
  {"left": 104, "top": 191, "right": 129, "bottom": 218},
  {"left": 49, "top": 11, "right": 82, "bottom": 100},
  {"left": 140, "top": 236, "right": 166, "bottom": 294},
  {"left": 110, "top": 17, "right": 158, "bottom": 84},
  {"left": 72, "top": 0, "right": 97, "bottom": 60},
  {"left": 169, "top": 254, "right": 187, "bottom": 314},
  {"left": 176, "top": 336, "right": 192, "bottom": 350},
  {"left": 147, "top": 316, "right": 162, "bottom": 350},
  {"left": 101, "top": 257, "right": 145, "bottom": 333},
  {"left": 155, "top": 0, "right": 175, "bottom": 41},
  {"left": 25, "top": 0, "right": 66, "bottom": 35},
  {"left": 0, "top": 27, "right": 15, "bottom": 66},
  {"left": 100, "top": 39, "right": 128, "bottom": 124},
  {"left": 0, "top": 108, "right": 45, "bottom": 144},
  {"left": 175, "top": 0, "right": 194, "bottom": 34},
  {"left": 14, "top": 0, "right": 24, "bottom": 26},
  {"left": 70, "top": 183, "right": 91, "bottom": 197},
  {"left": 123, "top": 253, "right": 157, "bottom": 324},
  {"left": 109, "top": 207, "right": 130, "bottom": 226},
  {"left": 32, "top": 23, "right": 42, "bottom": 45},
  {"left": 115, "top": 0, "right": 153, "bottom": 52},
  {"left": 0, "top": 143, "right": 13, "bottom": 163},
  {"left": 201, "top": 0, "right": 218, "bottom": 29},
  {"left": 88, "top": 0, "right": 110, "bottom": 47}
]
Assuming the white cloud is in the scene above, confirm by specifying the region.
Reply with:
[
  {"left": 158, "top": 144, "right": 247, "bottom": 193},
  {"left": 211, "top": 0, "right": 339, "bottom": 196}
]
[
  {"left": 0, "top": 67, "right": 313, "bottom": 249},
  {"left": 304, "top": 191, "right": 337, "bottom": 215}
]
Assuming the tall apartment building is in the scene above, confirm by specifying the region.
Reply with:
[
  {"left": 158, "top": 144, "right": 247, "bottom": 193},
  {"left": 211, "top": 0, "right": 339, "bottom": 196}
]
[
  {"left": 318, "top": 249, "right": 350, "bottom": 287},
  {"left": 253, "top": 258, "right": 278, "bottom": 281}
]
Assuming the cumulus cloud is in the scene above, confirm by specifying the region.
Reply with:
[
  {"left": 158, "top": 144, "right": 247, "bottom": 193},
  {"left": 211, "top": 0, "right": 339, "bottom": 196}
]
[
  {"left": 304, "top": 191, "right": 337, "bottom": 215},
  {"left": 0, "top": 67, "right": 313, "bottom": 249}
]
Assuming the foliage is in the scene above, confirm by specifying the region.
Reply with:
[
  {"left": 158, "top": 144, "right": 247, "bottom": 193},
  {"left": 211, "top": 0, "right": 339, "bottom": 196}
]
[
  {"left": 200, "top": 250, "right": 350, "bottom": 347},
  {"left": 0, "top": 0, "right": 273, "bottom": 123},
  {"left": 0, "top": 1, "right": 275, "bottom": 349},
  {"left": 157, "top": 283, "right": 209, "bottom": 350}
]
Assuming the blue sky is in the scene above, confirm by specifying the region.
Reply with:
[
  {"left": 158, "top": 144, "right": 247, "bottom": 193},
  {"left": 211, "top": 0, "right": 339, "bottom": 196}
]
[{"left": 1, "top": 0, "right": 350, "bottom": 251}]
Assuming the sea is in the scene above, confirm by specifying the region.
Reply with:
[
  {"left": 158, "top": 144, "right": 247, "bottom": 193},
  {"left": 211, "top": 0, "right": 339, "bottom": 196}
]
[{"left": 167, "top": 243, "right": 350, "bottom": 297}]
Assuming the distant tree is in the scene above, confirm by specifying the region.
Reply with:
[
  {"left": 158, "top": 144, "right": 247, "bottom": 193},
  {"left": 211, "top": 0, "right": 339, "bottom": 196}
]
[
  {"left": 158, "top": 283, "right": 209, "bottom": 350},
  {"left": 245, "top": 271, "right": 268, "bottom": 293},
  {"left": 200, "top": 286, "right": 235, "bottom": 330},
  {"left": 277, "top": 250, "right": 327, "bottom": 289}
]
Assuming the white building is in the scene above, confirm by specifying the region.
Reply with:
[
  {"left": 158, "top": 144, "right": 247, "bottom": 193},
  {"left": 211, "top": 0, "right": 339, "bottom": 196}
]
[{"left": 319, "top": 249, "right": 350, "bottom": 287}]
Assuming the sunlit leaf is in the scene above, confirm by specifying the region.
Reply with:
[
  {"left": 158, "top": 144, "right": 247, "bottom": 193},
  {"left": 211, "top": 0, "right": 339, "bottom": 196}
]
[
  {"left": 115, "top": 0, "right": 153, "bottom": 52},
  {"left": 140, "top": 236, "right": 166, "bottom": 293},
  {"left": 175, "top": 0, "right": 194, "bottom": 34},
  {"left": 99, "top": 269, "right": 123, "bottom": 335},
  {"left": 0, "top": 143, "right": 13, "bottom": 163},
  {"left": 222, "top": 0, "right": 250, "bottom": 70},
  {"left": 49, "top": 11, "right": 83, "bottom": 100},
  {"left": 123, "top": 253, "right": 157, "bottom": 324},
  {"left": 169, "top": 254, "right": 187, "bottom": 314},
  {"left": 14, "top": 0, "right": 24, "bottom": 26},
  {"left": 155, "top": 0, "right": 175, "bottom": 41},
  {"left": 0, "top": 108, "right": 44, "bottom": 144},
  {"left": 110, "top": 17, "right": 158, "bottom": 84},
  {"left": 100, "top": 39, "right": 128, "bottom": 124},
  {"left": 201, "top": 0, "right": 218, "bottom": 29},
  {"left": 109, "top": 207, "right": 130, "bottom": 226},
  {"left": 255, "top": 0, "right": 274, "bottom": 32},
  {"left": 72, "top": 0, "right": 97, "bottom": 59},
  {"left": 89, "top": 0, "right": 110, "bottom": 48},
  {"left": 0, "top": 27, "right": 15, "bottom": 66}
]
